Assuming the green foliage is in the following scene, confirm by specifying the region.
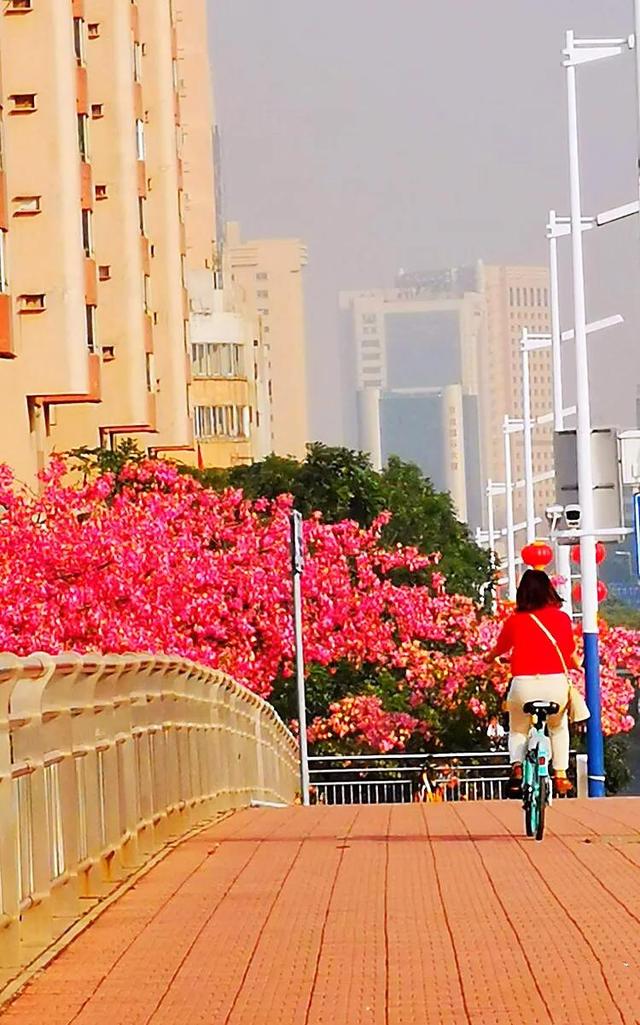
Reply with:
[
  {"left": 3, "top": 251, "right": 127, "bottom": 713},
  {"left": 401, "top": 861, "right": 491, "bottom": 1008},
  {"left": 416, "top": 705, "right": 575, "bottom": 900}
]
[
  {"left": 379, "top": 457, "right": 491, "bottom": 598},
  {"left": 601, "top": 598, "right": 640, "bottom": 630},
  {"left": 572, "top": 732, "right": 632, "bottom": 795},
  {"left": 604, "top": 735, "right": 632, "bottom": 795},
  {"left": 182, "top": 444, "right": 490, "bottom": 598},
  {"left": 68, "top": 440, "right": 146, "bottom": 479}
]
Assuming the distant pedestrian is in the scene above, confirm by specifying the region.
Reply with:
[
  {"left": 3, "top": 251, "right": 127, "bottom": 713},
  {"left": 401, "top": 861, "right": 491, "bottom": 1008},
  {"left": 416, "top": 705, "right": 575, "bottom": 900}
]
[{"left": 486, "top": 715, "right": 506, "bottom": 751}]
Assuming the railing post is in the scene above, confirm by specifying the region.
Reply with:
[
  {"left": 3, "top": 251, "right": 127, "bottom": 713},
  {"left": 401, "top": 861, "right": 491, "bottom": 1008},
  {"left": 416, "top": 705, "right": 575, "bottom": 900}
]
[
  {"left": 0, "top": 658, "right": 21, "bottom": 969},
  {"left": 93, "top": 659, "right": 126, "bottom": 883},
  {"left": 576, "top": 753, "right": 589, "bottom": 798},
  {"left": 9, "top": 656, "right": 55, "bottom": 954},
  {"left": 112, "top": 657, "right": 142, "bottom": 869},
  {"left": 40, "top": 656, "right": 82, "bottom": 925},
  {"left": 129, "top": 658, "right": 159, "bottom": 856}
]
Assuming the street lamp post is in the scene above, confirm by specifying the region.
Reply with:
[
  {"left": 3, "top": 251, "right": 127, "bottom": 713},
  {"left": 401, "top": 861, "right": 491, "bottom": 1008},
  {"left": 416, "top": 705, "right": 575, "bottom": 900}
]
[
  {"left": 290, "top": 510, "right": 310, "bottom": 806},
  {"left": 548, "top": 212, "right": 574, "bottom": 617},
  {"left": 563, "top": 30, "right": 629, "bottom": 796},
  {"left": 503, "top": 415, "right": 520, "bottom": 602},
  {"left": 635, "top": 0, "right": 640, "bottom": 214},
  {"left": 520, "top": 331, "right": 536, "bottom": 544}
]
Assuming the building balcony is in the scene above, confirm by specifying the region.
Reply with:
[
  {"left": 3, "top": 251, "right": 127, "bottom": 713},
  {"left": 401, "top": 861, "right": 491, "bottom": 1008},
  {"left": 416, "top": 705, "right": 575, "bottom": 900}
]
[{"left": 33, "top": 352, "right": 101, "bottom": 405}]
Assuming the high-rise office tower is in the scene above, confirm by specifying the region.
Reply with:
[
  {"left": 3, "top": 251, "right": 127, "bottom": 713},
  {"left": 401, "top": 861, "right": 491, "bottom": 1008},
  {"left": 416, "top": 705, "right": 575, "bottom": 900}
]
[
  {"left": 340, "top": 276, "right": 484, "bottom": 525},
  {"left": 341, "top": 264, "right": 554, "bottom": 531},
  {"left": 478, "top": 264, "right": 554, "bottom": 528}
]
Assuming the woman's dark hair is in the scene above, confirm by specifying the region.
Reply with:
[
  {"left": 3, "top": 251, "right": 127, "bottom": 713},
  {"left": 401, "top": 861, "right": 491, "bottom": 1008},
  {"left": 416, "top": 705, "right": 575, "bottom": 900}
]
[{"left": 516, "top": 569, "right": 563, "bottom": 612}]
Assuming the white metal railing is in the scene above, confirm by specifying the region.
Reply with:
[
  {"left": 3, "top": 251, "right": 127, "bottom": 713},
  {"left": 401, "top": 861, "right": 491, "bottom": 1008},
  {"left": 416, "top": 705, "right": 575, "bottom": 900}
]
[
  {"left": 309, "top": 751, "right": 584, "bottom": 805},
  {"left": 0, "top": 652, "right": 298, "bottom": 975}
]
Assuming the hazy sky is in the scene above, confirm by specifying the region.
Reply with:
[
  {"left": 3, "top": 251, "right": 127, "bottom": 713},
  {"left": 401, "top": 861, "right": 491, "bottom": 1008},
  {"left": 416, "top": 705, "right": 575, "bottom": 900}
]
[{"left": 209, "top": 0, "right": 640, "bottom": 442}]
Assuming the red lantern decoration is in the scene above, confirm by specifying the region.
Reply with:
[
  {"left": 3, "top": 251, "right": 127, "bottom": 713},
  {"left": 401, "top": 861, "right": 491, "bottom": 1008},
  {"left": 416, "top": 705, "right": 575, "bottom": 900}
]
[
  {"left": 570, "top": 542, "right": 607, "bottom": 565},
  {"left": 572, "top": 580, "right": 609, "bottom": 604},
  {"left": 521, "top": 540, "right": 554, "bottom": 571}
]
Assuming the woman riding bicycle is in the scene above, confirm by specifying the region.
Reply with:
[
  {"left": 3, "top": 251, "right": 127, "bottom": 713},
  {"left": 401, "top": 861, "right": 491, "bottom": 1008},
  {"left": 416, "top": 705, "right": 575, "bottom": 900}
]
[{"left": 484, "top": 569, "right": 582, "bottom": 796}]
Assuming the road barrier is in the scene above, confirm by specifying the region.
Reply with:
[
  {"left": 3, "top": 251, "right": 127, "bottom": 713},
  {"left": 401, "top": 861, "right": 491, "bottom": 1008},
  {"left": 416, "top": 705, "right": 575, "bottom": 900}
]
[
  {"left": 0, "top": 652, "right": 298, "bottom": 973},
  {"left": 309, "top": 750, "right": 587, "bottom": 804}
]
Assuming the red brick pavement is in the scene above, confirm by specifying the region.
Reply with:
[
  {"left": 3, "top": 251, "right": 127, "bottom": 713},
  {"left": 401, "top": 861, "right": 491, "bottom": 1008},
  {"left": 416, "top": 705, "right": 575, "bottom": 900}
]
[{"left": 2, "top": 799, "right": 640, "bottom": 1024}]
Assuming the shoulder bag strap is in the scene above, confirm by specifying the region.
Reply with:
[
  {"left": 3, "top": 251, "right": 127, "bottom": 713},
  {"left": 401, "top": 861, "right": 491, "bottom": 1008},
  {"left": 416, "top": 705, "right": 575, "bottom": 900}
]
[{"left": 529, "top": 612, "right": 569, "bottom": 677}]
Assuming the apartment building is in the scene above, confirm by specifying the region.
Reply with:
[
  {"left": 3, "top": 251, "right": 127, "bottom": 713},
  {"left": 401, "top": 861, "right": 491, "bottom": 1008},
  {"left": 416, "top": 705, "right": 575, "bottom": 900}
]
[
  {"left": 176, "top": 8, "right": 269, "bottom": 469},
  {"left": 225, "top": 222, "right": 310, "bottom": 460},
  {"left": 0, "top": 0, "right": 269, "bottom": 482}
]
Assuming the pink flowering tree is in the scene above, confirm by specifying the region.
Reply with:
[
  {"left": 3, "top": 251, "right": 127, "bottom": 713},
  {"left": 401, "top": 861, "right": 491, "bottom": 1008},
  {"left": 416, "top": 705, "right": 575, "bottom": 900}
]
[{"left": 0, "top": 457, "right": 636, "bottom": 759}]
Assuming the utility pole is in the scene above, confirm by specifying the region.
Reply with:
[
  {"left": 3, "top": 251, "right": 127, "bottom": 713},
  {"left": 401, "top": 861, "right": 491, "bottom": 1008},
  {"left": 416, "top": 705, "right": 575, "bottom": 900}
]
[{"left": 290, "top": 510, "right": 310, "bottom": 805}]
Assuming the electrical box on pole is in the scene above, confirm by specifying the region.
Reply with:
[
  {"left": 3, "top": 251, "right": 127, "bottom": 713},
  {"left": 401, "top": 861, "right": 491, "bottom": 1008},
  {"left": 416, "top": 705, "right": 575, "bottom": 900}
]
[{"left": 554, "top": 428, "right": 623, "bottom": 541}]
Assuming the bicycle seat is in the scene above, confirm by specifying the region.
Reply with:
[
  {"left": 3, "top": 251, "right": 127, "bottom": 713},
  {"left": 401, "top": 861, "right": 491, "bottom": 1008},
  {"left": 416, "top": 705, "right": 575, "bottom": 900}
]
[{"left": 523, "top": 700, "right": 560, "bottom": 715}]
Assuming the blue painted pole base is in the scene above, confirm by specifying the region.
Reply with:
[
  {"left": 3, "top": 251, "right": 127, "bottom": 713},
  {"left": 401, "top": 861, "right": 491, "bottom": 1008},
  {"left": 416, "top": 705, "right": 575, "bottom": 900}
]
[{"left": 583, "top": 630, "right": 605, "bottom": 798}]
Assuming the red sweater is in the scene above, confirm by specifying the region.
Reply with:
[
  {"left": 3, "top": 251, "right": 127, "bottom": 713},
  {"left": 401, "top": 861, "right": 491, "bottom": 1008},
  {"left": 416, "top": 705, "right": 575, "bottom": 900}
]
[{"left": 493, "top": 606, "right": 576, "bottom": 676}]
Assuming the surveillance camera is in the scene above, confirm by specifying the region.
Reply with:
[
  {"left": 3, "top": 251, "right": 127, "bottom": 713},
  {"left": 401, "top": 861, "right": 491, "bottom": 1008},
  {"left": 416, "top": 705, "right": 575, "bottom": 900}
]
[
  {"left": 564, "top": 504, "right": 582, "bottom": 530},
  {"left": 545, "top": 504, "right": 564, "bottom": 527}
]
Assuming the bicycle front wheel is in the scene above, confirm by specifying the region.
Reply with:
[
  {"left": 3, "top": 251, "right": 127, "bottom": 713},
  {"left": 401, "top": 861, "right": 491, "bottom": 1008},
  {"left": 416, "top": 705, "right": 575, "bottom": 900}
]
[
  {"left": 536, "top": 777, "right": 548, "bottom": 841},
  {"left": 524, "top": 756, "right": 537, "bottom": 837}
]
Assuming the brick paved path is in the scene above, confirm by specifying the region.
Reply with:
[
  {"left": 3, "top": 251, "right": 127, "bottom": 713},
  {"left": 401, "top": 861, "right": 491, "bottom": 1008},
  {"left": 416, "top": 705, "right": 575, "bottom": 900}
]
[{"left": 3, "top": 799, "right": 640, "bottom": 1024}]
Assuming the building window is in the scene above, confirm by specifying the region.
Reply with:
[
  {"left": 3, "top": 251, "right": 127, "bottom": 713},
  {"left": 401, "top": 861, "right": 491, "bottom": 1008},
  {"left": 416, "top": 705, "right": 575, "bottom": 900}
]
[
  {"left": 81, "top": 208, "right": 93, "bottom": 257},
  {"left": 85, "top": 305, "right": 97, "bottom": 352},
  {"left": 10, "top": 94, "right": 37, "bottom": 113},
  {"left": 95, "top": 184, "right": 108, "bottom": 200},
  {"left": 256, "top": 290, "right": 269, "bottom": 299},
  {"left": 256, "top": 272, "right": 268, "bottom": 281},
  {"left": 135, "top": 119, "right": 145, "bottom": 161},
  {"left": 138, "top": 195, "right": 146, "bottom": 235},
  {"left": 77, "top": 113, "right": 90, "bottom": 161},
  {"left": 18, "top": 293, "right": 46, "bottom": 313},
  {"left": 193, "top": 404, "right": 250, "bottom": 440},
  {"left": 133, "top": 41, "right": 143, "bottom": 83},
  {"left": 98, "top": 265, "right": 111, "bottom": 281},
  {"left": 73, "top": 17, "right": 86, "bottom": 66},
  {"left": 91, "top": 103, "right": 104, "bottom": 120},
  {"left": 7, "top": 0, "right": 34, "bottom": 11},
  {"left": 12, "top": 195, "right": 41, "bottom": 216},
  {"left": 88, "top": 23, "right": 100, "bottom": 39},
  {"left": 191, "top": 342, "right": 243, "bottom": 379},
  {"left": 362, "top": 313, "right": 377, "bottom": 325},
  {"left": 143, "top": 274, "right": 151, "bottom": 313},
  {"left": 145, "top": 353, "right": 155, "bottom": 392},
  {"left": 0, "top": 231, "right": 8, "bottom": 293}
]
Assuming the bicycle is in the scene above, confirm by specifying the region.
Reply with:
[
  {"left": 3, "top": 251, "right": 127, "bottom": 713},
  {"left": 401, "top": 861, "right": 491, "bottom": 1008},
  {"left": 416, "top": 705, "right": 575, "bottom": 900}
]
[{"left": 521, "top": 699, "right": 559, "bottom": 841}]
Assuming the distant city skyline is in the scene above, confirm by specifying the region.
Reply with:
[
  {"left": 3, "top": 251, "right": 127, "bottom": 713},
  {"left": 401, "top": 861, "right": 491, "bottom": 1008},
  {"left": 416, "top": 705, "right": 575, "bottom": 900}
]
[{"left": 210, "top": 0, "right": 640, "bottom": 446}]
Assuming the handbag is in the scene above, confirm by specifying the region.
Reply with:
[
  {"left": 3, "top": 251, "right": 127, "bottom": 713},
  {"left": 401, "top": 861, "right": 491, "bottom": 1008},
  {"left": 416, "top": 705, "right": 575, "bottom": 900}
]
[{"left": 529, "top": 613, "right": 591, "bottom": 723}]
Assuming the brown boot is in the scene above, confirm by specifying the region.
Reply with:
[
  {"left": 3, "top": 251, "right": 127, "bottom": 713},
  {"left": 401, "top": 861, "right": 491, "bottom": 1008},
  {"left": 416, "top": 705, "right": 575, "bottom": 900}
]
[
  {"left": 554, "top": 772, "right": 573, "bottom": 796},
  {"left": 508, "top": 762, "right": 523, "bottom": 798}
]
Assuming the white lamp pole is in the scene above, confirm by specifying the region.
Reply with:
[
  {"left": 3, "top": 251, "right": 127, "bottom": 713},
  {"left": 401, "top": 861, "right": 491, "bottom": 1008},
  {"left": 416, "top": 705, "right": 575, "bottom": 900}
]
[
  {"left": 503, "top": 416, "right": 518, "bottom": 602},
  {"left": 635, "top": 0, "right": 640, "bottom": 212},
  {"left": 564, "top": 30, "right": 625, "bottom": 798},
  {"left": 547, "top": 213, "right": 573, "bottom": 618},
  {"left": 520, "top": 330, "right": 536, "bottom": 544}
]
